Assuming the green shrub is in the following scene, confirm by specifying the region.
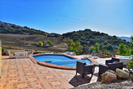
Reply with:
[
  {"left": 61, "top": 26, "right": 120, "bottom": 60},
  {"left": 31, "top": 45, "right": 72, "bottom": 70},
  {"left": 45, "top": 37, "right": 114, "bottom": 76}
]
[
  {"left": 131, "top": 50, "right": 133, "bottom": 55},
  {"left": 102, "top": 49, "right": 105, "bottom": 55},
  {"left": 105, "top": 51, "right": 110, "bottom": 55},
  {"left": 95, "top": 42, "right": 99, "bottom": 53},
  {"left": 116, "top": 51, "right": 120, "bottom": 55},
  {"left": 119, "top": 43, "right": 126, "bottom": 55},
  {"left": 42, "top": 52, "right": 45, "bottom": 54},
  {"left": 54, "top": 51, "right": 58, "bottom": 54},
  {"left": 90, "top": 46, "right": 95, "bottom": 53},
  {"left": 126, "top": 58, "right": 133, "bottom": 71},
  {"left": 38, "top": 41, "right": 43, "bottom": 46},
  {"left": 35, "top": 49, "right": 38, "bottom": 51},
  {"left": 42, "top": 41, "right": 45, "bottom": 44},
  {"left": 2, "top": 47, "right": 5, "bottom": 49},
  {"left": 47, "top": 40, "right": 53, "bottom": 46},
  {"left": 67, "top": 39, "right": 83, "bottom": 54}
]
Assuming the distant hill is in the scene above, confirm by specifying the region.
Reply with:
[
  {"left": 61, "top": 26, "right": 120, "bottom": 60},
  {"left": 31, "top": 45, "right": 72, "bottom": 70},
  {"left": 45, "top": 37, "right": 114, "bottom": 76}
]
[
  {"left": 0, "top": 21, "right": 132, "bottom": 53},
  {"left": 117, "top": 36, "right": 131, "bottom": 42},
  {"left": 0, "top": 21, "right": 53, "bottom": 36},
  {"left": 50, "top": 33, "right": 61, "bottom": 37},
  {"left": 62, "top": 29, "right": 131, "bottom": 53}
]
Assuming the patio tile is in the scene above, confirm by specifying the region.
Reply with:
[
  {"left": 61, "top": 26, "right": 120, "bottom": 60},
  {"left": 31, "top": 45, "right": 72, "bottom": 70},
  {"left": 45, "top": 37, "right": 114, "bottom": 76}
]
[{"left": 1, "top": 56, "right": 99, "bottom": 89}]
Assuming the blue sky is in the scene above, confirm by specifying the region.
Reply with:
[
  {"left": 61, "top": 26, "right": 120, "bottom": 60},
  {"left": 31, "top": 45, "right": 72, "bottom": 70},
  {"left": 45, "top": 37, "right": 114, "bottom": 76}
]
[{"left": 0, "top": 0, "right": 133, "bottom": 37}]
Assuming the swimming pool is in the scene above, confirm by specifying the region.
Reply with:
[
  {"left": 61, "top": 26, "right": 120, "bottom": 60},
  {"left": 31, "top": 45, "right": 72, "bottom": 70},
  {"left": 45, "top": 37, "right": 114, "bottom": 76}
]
[{"left": 33, "top": 54, "right": 92, "bottom": 67}]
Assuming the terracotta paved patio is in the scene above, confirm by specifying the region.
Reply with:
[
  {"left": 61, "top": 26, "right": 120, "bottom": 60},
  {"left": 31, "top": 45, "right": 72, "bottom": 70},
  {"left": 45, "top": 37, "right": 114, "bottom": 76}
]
[{"left": 0, "top": 56, "right": 99, "bottom": 89}]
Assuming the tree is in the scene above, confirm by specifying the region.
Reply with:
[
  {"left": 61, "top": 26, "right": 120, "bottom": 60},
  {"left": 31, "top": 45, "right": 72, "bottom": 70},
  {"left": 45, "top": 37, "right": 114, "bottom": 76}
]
[
  {"left": 47, "top": 40, "right": 53, "bottom": 45},
  {"left": 90, "top": 46, "right": 95, "bottom": 53},
  {"left": 75, "top": 42, "right": 83, "bottom": 53},
  {"left": 95, "top": 42, "right": 99, "bottom": 53},
  {"left": 131, "top": 36, "right": 133, "bottom": 43},
  {"left": 130, "top": 36, "right": 133, "bottom": 55},
  {"left": 42, "top": 41, "right": 45, "bottom": 44},
  {"left": 126, "top": 58, "right": 133, "bottom": 71},
  {"left": 106, "top": 43, "right": 113, "bottom": 51},
  {"left": 130, "top": 44, "right": 133, "bottom": 49},
  {"left": 103, "top": 41, "right": 108, "bottom": 45},
  {"left": 67, "top": 39, "right": 73, "bottom": 46},
  {"left": 83, "top": 44, "right": 89, "bottom": 54},
  {"left": 119, "top": 43, "right": 126, "bottom": 55},
  {"left": 67, "top": 39, "right": 83, "bottom": 54},
  {"left": 38, "top": 41, "right": 43, "bottom": 46}
]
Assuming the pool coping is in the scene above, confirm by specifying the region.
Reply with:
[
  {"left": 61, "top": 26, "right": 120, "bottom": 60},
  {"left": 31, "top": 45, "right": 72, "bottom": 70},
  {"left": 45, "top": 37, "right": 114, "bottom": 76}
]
[{"left": 28, "top": 53, "right": 98, "bottom": 70}]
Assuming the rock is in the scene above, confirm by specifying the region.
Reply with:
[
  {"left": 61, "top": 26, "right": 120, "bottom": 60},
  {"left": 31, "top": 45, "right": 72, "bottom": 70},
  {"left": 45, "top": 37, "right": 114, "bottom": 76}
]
[
  {"left": 116, "top": 68, "right": 129, "bottom": 79},
  {"left": 124, "top": 70, "right": 129, "bottom": 73},
  {"left": 101, "top": 72, "right": 117, "bottom": 83},
  {"left": 105, "top": 70, "right": 116, "bottom": 74}
]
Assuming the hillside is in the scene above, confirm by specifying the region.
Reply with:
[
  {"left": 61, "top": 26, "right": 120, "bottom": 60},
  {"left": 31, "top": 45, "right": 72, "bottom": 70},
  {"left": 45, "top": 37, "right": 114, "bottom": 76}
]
[
  {"left": 0, "top": 34, "right": 68, "bottom": 52},
  {"left": 0, "top": 21, "right": 68, "bottom": 52},
  {"left": 0, "top": 21, "right": 131, "bottom": 53},
  {"left": 0, "top": 21, "right": 53, "bottom": 36},
  {"left": 62, "top": 29, "right": 131, "bottom": 53}
]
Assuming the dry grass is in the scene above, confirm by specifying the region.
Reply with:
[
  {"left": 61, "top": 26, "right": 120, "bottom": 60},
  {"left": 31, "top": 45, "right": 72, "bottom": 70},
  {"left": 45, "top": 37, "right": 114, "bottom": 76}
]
[{"left": 0, "top": 34, "right": 68, "bottom": 52}]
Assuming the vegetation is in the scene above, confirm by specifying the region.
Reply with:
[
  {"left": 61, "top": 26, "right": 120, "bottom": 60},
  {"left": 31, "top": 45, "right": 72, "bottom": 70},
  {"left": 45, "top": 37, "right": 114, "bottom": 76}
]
[
  {"left": 54, "top": 51, "right": 58, "bottom": 54},
  {"left": 47, "top": 40, "right": 53, "bottom": 46},
  {"left": 130, "top": 36, "right": 133, "bottom": 55},
  {"left": 117, "top": 36, "right": 133, "bottom": 56},
  {"left": 42, "top": 41, "right": 45, "bottom": 44},
  {"left": 67, "top": 39, "right": 83, "bottom": 54},
  {"left": 35, "top": 49, "right": 38, "bottom": 51},
  {"left": 119, "top": 43, "right": 126, "bottom": 55},
  {"left": 2, "top": 47, "right": 5, "bottom": 49},
  {"left": 0, "top": 21, "right": 132, "bottom": 54},
  {"left": 126, "top": 36, "right": 133, "bottom": 71},
  {"left": 38, "top": 41, "right": 43, "bottom": 46},
  {"left": 62, "top": 29, "right": 131, "bottom": 53},
  {"left": 131, "top": 36, "right": 133, "bottom": 44},
  {"left": 50, "top": 33, "right": 61, "bottom": 37},
  {"left": 126, "top": 58, "right": 133, "bottom": 71},
  {"left": 89, "top": 46, "right": 95, "bottom": 53},
  {"left": 95, "top": 42, "right": 99, "bottom": 53},
  {"left": 0, "top": 21, "right": 51, "bottom": 36}
]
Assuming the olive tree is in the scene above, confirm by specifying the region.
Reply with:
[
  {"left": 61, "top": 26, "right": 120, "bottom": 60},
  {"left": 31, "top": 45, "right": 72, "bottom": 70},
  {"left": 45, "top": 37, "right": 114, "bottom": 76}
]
[
  {"left": 38, "top": 41, "right": 43, "bottom": 46},
  {"left": 119, "top": 43, "right": 126, "bottom": 55},
  {"left": 47, "top": 40, "right": 53, "bottom": 46},
  {"left": 95, "top": 42, "right": 99, "bottom": 53},
  {"left": 67, "top": 39, "right": 83, "bottom": 54}
]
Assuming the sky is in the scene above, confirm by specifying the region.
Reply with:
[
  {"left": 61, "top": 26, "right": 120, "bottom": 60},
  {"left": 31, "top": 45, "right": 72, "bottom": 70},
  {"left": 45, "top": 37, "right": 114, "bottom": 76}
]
[{"left": 0, "top": 0, "right": 133, "bottom": 37}]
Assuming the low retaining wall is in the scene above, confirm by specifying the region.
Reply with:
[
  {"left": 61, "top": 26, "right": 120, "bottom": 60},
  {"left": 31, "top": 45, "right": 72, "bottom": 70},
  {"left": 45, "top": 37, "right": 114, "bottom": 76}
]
[{"left": 5, "top": 49, "right": 25, "bottom": 55}]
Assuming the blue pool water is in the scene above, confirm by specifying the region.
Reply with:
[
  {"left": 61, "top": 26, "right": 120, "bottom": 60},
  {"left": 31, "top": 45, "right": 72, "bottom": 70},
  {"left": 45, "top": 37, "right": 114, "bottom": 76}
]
[{"left": 33, "top": 54, "right": 92, "bottom": 67}]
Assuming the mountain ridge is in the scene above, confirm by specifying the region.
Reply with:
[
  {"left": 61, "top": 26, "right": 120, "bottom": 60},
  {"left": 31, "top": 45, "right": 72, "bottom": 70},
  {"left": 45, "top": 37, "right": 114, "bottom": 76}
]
[
  {"left": 0, "top": 21, "right": 131, "bottom": 53},
  {"left": 117, "top": 36, "right": 131, "bottom": 42},
  {"left": 0, "top": 21, "right": 53, "bottom": 36}
]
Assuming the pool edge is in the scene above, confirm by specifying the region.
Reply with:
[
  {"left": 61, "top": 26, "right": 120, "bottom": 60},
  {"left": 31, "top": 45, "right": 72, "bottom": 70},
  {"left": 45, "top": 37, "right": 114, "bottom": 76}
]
[{"left": 28, "top": 54, "right": 98, "bottom": 70}]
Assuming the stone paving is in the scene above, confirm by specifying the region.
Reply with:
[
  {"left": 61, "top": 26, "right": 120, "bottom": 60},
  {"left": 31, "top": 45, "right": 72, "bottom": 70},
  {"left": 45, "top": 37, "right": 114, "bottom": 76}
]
[{"left": 0, "top": 55, "right": 105, "bottom": 89}]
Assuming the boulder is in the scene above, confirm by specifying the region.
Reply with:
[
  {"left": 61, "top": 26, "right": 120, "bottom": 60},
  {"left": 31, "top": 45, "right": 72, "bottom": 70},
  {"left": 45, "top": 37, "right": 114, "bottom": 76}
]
[
  {"left": 101, "top": 71, "right": 117, "bottom": 83},
  {"left": 105, "top": 70, "right": 116, "bottom": 74},
  {"left": 116, "top": 68, "right": 129, "bottom": 79},
  {"left": 124, "top": 70, "right": 129, "bottom": 73}
]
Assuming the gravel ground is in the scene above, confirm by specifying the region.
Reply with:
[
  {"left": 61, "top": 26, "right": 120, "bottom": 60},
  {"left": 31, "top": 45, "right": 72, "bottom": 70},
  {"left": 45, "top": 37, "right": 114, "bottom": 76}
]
[{"left": 73, "top": 79, "right": 133, "bottom": 89}]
